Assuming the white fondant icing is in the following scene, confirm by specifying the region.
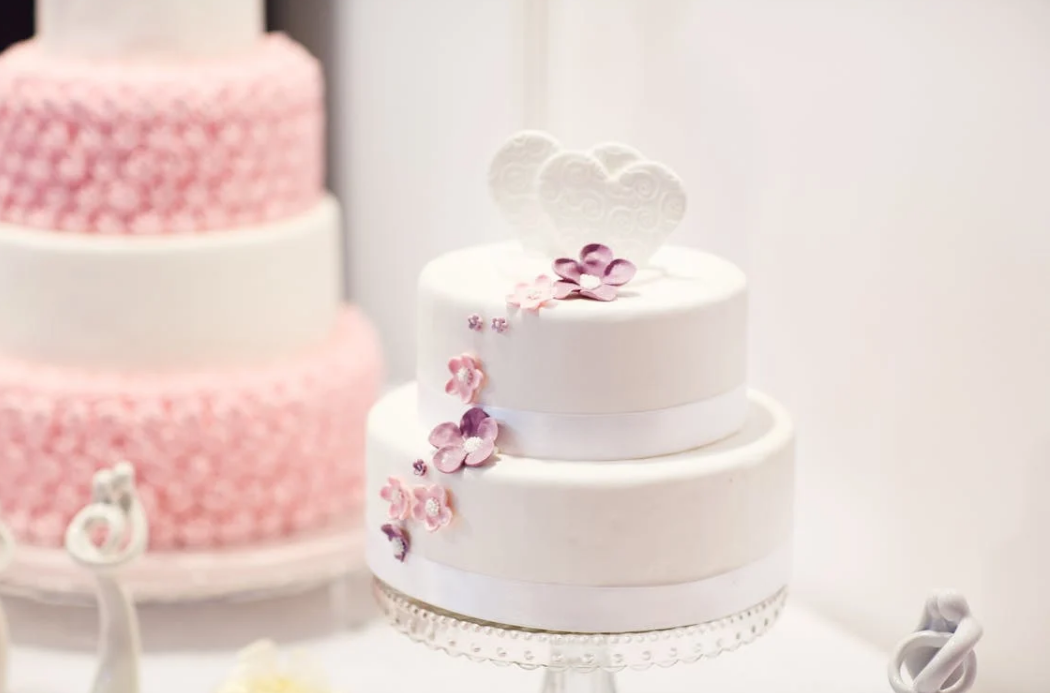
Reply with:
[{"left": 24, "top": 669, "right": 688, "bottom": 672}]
[
  {"left": 36, "top": 0, "right": 263, "bottom": 60},
  {"left": 417, "top": 242, "right": 747, "bottom": 416},
  {"left": 419, "top": 383, "right": 748, "bottom": 460},
  {"left": 0, "top": 196, "right": 342, "bottom": 371},
  {"left": 369, "top": 535, "right": 791, "bottom": 633},
  {"left": 367, "top": 385, "right": 794, "bottom": 590}
]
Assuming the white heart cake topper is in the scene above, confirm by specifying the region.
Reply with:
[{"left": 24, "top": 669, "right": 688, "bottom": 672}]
[{"left": 488, "top": 131, "right": 687, "bottom": 264}]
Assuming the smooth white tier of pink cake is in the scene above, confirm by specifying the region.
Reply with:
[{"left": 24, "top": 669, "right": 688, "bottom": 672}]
[
  {"left": 0, "top": 308, "right": 381, "bottom": 550},
  {"left": 0, "top": 33, "right": 322, "bottom": 235}
]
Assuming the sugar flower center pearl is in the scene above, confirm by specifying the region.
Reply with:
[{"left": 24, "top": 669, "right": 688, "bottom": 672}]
[
  {"left": 392, "top": 537, "right": 406, "bottom": 554},
  {"left": 579, "top": 274, "right": 602, "bottom": 290},
  {"left": 456, "top": 366, "right": 472, "bottom": 383},
  {"left": 425, "top": 498, "right": 440, "bottom": 517},
  {"left": 462, "top": 436, "right": 483, "bottom": 453}
]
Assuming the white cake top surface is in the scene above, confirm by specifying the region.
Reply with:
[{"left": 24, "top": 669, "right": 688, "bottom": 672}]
[{"left": 423, "top": 241, "right": 743, "bottom": 319}]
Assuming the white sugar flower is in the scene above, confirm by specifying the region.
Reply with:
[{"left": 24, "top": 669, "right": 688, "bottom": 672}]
[{"left": 214, "top": 640, "right": 333, "bottom": 693}]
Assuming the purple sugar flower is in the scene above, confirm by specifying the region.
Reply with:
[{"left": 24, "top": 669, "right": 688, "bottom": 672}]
[
  {"left": 552, "top": 244, "right": 637, "bottom": 302},
  {"left": 381, "top": 523, "right": 409, "bottom": 562},
  {"left": 467, "top": 313, "right": 483, "bottom": 331},
  {"left": 428, "top": 407, "right": 499, "bottom": 473},
  {"left": 412, "top": 459, "right": 428, "bottom": 476}
]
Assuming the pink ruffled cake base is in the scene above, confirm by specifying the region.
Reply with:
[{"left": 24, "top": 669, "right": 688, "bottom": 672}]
[{"left": 0, "top": 307, "right": 381, "bottom": 550}]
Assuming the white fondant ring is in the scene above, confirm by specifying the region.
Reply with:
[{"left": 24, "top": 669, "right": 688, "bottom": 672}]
[
  {"left": 420, "top": 385, "right": 749, "bottom": 460},
  {"left": 369, "top": 538, "right": 791, "bottom": 633}
]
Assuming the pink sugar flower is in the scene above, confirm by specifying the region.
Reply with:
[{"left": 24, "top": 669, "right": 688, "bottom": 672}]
[
  {"left": 552, "top": 244, "right": 637, "bottom": 302},
  {"left": 379, "top": 477, "right": 412, "bottom": 520},
  {"left": 412, "top": 485, "right": 454, "bottom": 532},
  {"left": 506, "top": 274, "right": 557, "bottom": 312},
  {"left": 429, "top": 407, "right": 499, "bottom": 473},
  {"left": 445, "top": 354, "right": 485, "bottom": 404}
]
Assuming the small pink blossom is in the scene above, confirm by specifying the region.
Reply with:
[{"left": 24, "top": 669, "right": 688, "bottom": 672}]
[
  {"left": 506, "top": 274, "right": 557, "bottom": 312},
  {"left": 491, "top": 317, "right": 509, "bottom": 334},
  {"left": 429, "top": 408, "right": 499, "bottom": 473},
  {"left": 412, "top": 459, "right": 427, "bottom": 476},
  {"left": 411, "top": 485, "right": 454, "bottom": 532},
  {"left": 379, "top": 477, "right": 411, "bottom": 520},
  {"left": 467, "top": 313, "right": 483, "bottom": 331},
  {"left": 444, "top": 354, "right": 485, "bottom": 404}
]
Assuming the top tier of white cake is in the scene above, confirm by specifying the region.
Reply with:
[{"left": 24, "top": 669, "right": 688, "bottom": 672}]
[
  {"left": 36, "top": 0, "right": 264, "bottom": 60},
  {"left": 416, "top": 242, "right": 749, "bottom": 459}
]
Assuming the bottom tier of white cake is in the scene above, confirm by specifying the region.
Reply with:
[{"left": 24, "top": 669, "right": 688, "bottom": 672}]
[{"left": 366, "top": 384, "right": 794, "bottom": 633}]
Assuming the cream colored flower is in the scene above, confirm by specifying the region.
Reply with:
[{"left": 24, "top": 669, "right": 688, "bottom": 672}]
[{"left": 215, "top": 640, "right": 332, "bottom": 693}]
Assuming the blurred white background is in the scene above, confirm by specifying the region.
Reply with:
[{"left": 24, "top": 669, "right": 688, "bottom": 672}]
[{"left": 279, "top": 1, "right": 1050, "bottom": 691}]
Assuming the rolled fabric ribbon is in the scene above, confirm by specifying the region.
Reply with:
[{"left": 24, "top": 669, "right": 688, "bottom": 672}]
[
  {"left": 369, "top": 536, "right": 791, "bottom": 633},
  {"left": 419, "top": 384, "right": 749, "bottom": 461}
]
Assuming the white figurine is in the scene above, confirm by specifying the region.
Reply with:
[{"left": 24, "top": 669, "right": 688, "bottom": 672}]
[
  {"left": 65, "top": 462, "right": 149, "bottom": 693},
  {"left": 888, "top": 590, "right": 982, "bottom": 693}
]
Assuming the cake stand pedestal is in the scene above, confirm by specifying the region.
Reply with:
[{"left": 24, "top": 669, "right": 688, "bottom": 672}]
[{"left": 374, "top": 579, "right": 787, "bottom": 693}]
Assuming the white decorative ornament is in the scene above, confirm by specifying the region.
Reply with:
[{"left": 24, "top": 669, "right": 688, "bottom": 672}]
[
  {"left": 488, "top": 131, "right": 687, "bottom": 264},
  {"left": 537, "top": 152, "right": 686, "bottom": 265},
  {"left": 888, "top": 590, "right": 982, "bottom": 693},
  {"left": 65, "top": 461, "right": 149, "bottom": 693}
]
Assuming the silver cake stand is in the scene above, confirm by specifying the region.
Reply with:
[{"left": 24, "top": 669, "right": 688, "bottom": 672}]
[{"left": 374, "top": 579, "right": 787, "bottom": 693}]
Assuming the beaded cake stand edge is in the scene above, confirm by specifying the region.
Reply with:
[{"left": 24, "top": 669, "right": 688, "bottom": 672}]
[{"left": 374, "top": 578, "right": 788, "bottom": 693}]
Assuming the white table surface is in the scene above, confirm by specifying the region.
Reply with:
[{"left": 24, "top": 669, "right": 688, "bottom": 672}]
[{"left": 4, "top": 572, "right": 890, "bottom": 693}]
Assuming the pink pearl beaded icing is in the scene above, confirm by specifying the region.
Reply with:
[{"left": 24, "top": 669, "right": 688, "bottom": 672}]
[{"left": 0, "top": 34, "right": 323, "bottom": 235}]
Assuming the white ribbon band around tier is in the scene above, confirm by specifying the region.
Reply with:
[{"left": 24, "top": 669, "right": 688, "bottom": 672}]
[
  {"left": 369, "top": 537, "right": 792, "bottom": 633},
  {"left": 419, "top": 384, "right": 749, "bottom": 461}
]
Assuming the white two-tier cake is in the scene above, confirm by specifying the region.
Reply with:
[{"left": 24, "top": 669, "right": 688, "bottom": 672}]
[{"left": 367, "top": 131, "right": 794, "bottom": 633}]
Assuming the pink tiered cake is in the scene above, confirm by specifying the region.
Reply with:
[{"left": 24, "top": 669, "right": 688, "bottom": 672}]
[{"left": 0, "top": 1, "right": 381, "bottom": 556}]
